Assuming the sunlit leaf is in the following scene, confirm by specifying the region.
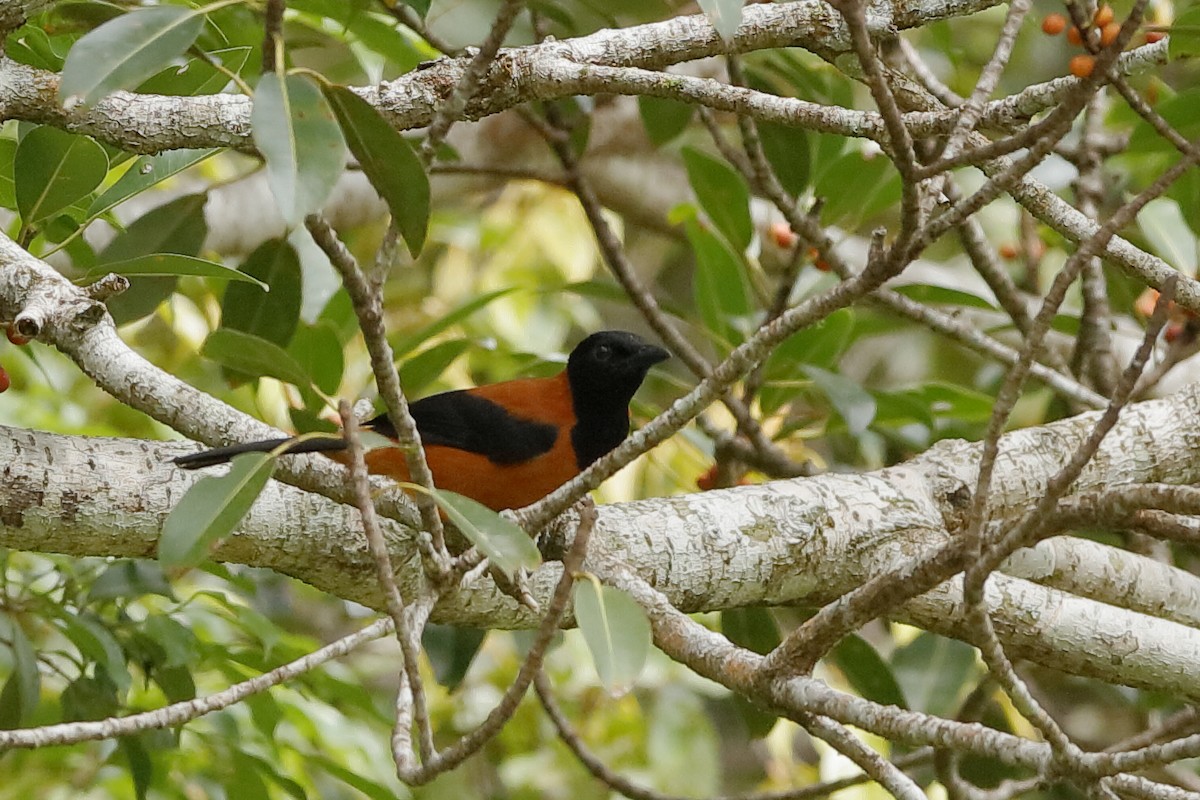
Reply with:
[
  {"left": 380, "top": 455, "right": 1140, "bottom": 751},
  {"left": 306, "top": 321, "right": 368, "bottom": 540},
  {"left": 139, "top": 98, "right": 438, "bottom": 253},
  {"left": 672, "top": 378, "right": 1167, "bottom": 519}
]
[
  {"left": 399, "top": 338, "right": 470, "bottom": 396},
  {"left": 574, "top": 576, "right": 651, "bottom": 693},
  {"left": 252, "top": 72, "right": 346, "bottom": 226},
  {"left": 424, "top": 488, "right": 541, "bottom": 578},
  {"left": 88, "top": 149, "right": 218, "bottom": 218},
  {"left": 322, "top": 84, "right": 429, "bottom": 255},
  {"left": 14, "top": 126, "right": 108, "bottom": 223},
  {"left": 288, "top": 322, "right": 344, "bottom": 396},
  {"left": 1168, "top": 6, "right": 1200, "bottom": 59},
  {"left": 160, "top": 452, "right": 275, "bottom": 568},
  {"left": 59, "top": 6, "right": 206, "bottom": 105},
  {"left": 62, "top": 613, "right": 131, "bottom": 691},
  {"left": 1137, "top": 197, "right": 1198, "bottom": 277}
]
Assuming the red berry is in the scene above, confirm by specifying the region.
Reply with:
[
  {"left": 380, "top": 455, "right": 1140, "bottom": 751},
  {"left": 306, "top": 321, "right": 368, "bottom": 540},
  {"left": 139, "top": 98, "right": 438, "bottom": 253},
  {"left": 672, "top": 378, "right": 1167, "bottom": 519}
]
[
  {"left": 1042, "top": 13, "right": 1068, "bottom": 35},
  {"left": 998, "top": 243, "right": 1019, "bottom": 260},
  {"left": 1100, "top": 21, "right": 1121, "bottom": 46},
  {"left": 0, "top": 365, "right": 8, "bottom": 393},
  {"left": 1144, "top": 30, "right": 1165, "bottom": 44},
  {"left": 1070, "top": 54, "right": 1095, "bottom": 77}
]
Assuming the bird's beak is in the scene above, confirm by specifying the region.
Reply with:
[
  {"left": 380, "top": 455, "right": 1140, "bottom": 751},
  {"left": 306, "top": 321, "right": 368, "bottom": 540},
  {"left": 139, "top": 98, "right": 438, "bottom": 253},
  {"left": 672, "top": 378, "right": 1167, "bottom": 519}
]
[{"left": 637, "top": 344, "right": 670, "bottom": 368}]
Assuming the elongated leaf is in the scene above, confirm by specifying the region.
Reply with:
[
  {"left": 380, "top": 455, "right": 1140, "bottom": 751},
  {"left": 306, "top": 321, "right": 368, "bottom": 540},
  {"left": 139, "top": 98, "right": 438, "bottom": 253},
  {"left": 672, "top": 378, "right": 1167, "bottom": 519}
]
[
  {"left": 426, "top": 488, "right": 540, "bottom": 578},
  {"left": 87, "top": 254, "right": 267, "bottom": 287},
  {"left": 805, "top": 365, "right": 876, "bottom": 436},
  {"left": 222, "top": 239, "right": 302, "bottom": 347},
  {"left": 757, "top": 121, "right": 811, "bottom": 196},
  {"left": 138, "top": 45, "right": 253, "bottom": 96},
  {"left": 252, "top": 72, "right": 346, "bottom": 226},
  {"left": 398, "top": 338, "right": 470, "bottom": 396},
  {"left": 0, "top": 138, "right": 17, "bottom": 211},
  {"left": 831, "top": 634, "right": 907, "bottom": 708},
  {"left": 1138, "top": 197, "right": 1198, "bottom": 276},
  {"left": 892, "top": 631, "right": 978, "bottom": 716},
  {"left": 59, "top": 6, "right": 205, "bottom": 105},
  {"left": 14, "top": 126, "right": 108, "bottom": 223},
  {"left": 201, "top": 329, "right": 312, "bottom": 387},
  {"left": 682, "top": 147, "right": 752, "bottom": 251},
  {"left": 88, "top": 149, "right": 218, "bottom": 218},
  {"left": 0, "top": 620, "right": 40, "bottom": 728},
  {"left": 721, "top": 607, "right": 780, "bottom": 654},
  {"left": 697, "top": 0, "right": 745, "bottom": 40},
  {"left": 62, "top": 613, "right": 131, "bottom": 691},
  {"left": 423, "top": 624, "right": 486, "bottom": 690},
  {"left": 574, "top": 577, "right": 651, "bottom": 693},
  {"left": 686, "top": 216, "right": 753, "bottom": 349},
  {"left": 322, "top": 84, "right": 429, "bottom": 255},
  {"left": 160, "top": 452, "right": 275, "bottom": 568}
]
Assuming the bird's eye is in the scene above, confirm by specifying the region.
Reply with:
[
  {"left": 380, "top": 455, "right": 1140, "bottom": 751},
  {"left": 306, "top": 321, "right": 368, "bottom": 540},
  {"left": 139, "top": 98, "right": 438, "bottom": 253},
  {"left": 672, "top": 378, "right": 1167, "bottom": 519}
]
[{"left": 594, "top": 344, "right": 613, "bottom": 361}]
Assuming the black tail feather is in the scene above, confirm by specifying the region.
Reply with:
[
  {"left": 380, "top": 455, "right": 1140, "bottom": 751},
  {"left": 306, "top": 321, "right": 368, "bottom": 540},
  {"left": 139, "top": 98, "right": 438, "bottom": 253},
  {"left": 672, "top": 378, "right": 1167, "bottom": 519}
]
[{"left": 172, "top": 436, "right": 347, "bottom": 469}]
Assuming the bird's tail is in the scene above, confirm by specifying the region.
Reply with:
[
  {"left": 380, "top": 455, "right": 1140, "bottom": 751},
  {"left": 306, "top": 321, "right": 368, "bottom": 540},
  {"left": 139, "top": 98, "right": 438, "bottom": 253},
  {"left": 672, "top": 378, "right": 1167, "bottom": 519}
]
[{"left": 172, "top": 435, "right": 347, "bottom": 470}]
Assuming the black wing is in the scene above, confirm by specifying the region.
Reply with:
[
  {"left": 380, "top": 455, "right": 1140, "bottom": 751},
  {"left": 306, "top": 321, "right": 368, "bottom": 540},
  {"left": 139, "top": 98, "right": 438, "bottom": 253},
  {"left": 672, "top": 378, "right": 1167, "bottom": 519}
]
[{"left": 367, "top": 390, "right": 557, "bottom": 465}]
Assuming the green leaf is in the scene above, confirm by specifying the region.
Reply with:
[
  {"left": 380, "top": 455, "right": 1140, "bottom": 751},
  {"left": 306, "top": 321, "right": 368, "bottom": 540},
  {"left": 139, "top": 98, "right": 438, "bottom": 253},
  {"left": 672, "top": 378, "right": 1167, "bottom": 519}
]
[
  {"left": 137, "top": 45, "right": 253, "bottom": 96},
  {"left": 59, "top": 6, "right": 205, "bottom": 106},
  {"left": 697, "top": 0, "right": 745, "bottom": 40},
  {"left": 892, "top": 631, "right": 978, "bottom": 716},
  {"left": 399, "top": 338, "right": 470, "bottom": 396},
  {"left": 88, "top": 149, "right": 218, "bottom": 218},
  {"left": 1137, "top": 197, "right": 1198, "bottom": 277},
  {"left": 202, "top": 329, "right": 312, "bottom": 387},
  {"left": 831, "top": 634, "right": 907, "bottom": 708},
  {"left": 160, "top": 452, "right": 275, "bottom": 568},
  {"left": 87, "top": 560, "right": 176, "bottom": 603},
  {"left": 120, "top": 734, "right": 154, "bottom": 800},
  {"left": 638, "top": 96, "right": 694, "bottom": 146},
  {"left": 62, "top": 613, "right": 131, "bottom": 692},
  {"left": 894, "top": 283, "right": 999, "bottom": 310},
  {"left": 1168, "top": 6, "right": 1200, "bottom": 59},
  {"left": 757, "top": 121, "right": 811, "bottom": 196},
  {"left": 61, "top": 672, "right": 120, "bottom": 722},
  {"left": 99, "top": 193, "right": 209, "bottom": 325},
  {"left": 805, "top": 365, "right": 876, "bottom": 435},
  {"left": 422, "top": 624, "right": 486, "bottom": 690},
  {"left": 685, "top": 216, "right": 753, "bottom": 349},
  {"left": 322, "top": 84, "right": 429, "bottom": 256},
  {"left": 0, "top": 138, "right": 18, "bottom": 210},
  {"left": 721, "top": 607, "right": 781, "bottom": 654},
  {"left": 0, "top": 619, "right": 40, "bottom": 728},
  {"left": 251, "top": 72, "right": 346, "bottom": 227},
  {"left": 817, "top": 150, "right": 901, "bottom": 225},
  {"left": 682, "top": 147, "right": 753, "bottom": 251},
  {"left": 426, "top": 489, "right": 541, "bottom": 579},
  {"left": 14, "top": 126, "right": 108, "bottom": 224},
  {"left": 1129, "top": 89, "right": 1200, "bottom": 154},
  {"left": 86, "top": 254, "right": 268, "bottom": 287},
  {"left": 573, "top": 577, "right": 651, "bottom": 693},
  {"left": 312, "top": 755, "right": 402, "bottom": 800},
  {"left": 222, "top": 239, "right": 303, "bottom": 347},
  {"left": 288, "top": 322, "right": 344, "bottom": 395}
]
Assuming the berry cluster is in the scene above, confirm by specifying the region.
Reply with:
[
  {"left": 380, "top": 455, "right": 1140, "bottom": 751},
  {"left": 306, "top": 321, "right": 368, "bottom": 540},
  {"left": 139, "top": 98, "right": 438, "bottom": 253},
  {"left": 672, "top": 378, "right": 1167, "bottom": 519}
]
[{"left": 1041, "top": 5, "right": 1165, "bottom": 78}]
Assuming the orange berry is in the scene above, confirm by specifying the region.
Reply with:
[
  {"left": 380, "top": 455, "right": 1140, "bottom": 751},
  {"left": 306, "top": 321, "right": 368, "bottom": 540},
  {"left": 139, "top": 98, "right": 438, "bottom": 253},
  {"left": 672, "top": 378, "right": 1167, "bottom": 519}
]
[
  {"left": 1093, "top": 5, "right": 1114, "bottom": 27},
  {"left": 998, "top": 243, "right": 1019, "bottom": 260},
  {"left": 1042, "top": 13, "right": 1068, "bottom": 35},
  {"left": 1134, "top": 288, "right": 1161, "bottom": 318},
  {"left": 1070, "top": 54, "right": 1095, "bottom": 77},
  {"left": 769, "top": 221, "right": 798, "bottom": 249},
  {"left": 1144, "top": 30, "right": 1165, "bottom": 44},
  {"left": 0, "top": 365, "right": 8, "bottom": 393},
  {"left": 5, "top": 324, "right": 30, "bottom": 346},
  {"left": 1100, "top": 21, "right": 1121, "bottom": 46},
  {"left": 1067, "top": 25, "right": 1084, "bottom": 45}
]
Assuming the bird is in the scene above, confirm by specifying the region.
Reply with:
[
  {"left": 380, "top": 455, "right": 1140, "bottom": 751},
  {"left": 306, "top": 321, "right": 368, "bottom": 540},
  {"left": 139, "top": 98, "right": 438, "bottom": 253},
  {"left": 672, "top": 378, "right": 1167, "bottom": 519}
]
[{"left": 173, "top": 330, "right": 669, "bottom": 510}]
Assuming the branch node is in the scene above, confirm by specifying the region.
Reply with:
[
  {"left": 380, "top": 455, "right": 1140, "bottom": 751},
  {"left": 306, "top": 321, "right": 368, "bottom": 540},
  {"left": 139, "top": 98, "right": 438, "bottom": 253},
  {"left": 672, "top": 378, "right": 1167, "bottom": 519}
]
[{"left": 84, "top": 273, "right": 130, "bottom": 303}]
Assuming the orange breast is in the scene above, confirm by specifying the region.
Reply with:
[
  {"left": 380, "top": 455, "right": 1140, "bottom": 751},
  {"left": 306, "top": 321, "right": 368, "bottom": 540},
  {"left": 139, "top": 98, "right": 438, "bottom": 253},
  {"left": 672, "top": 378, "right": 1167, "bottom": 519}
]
[{"left": 361, "top": 373, "right": 580, "bottom": 511}]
